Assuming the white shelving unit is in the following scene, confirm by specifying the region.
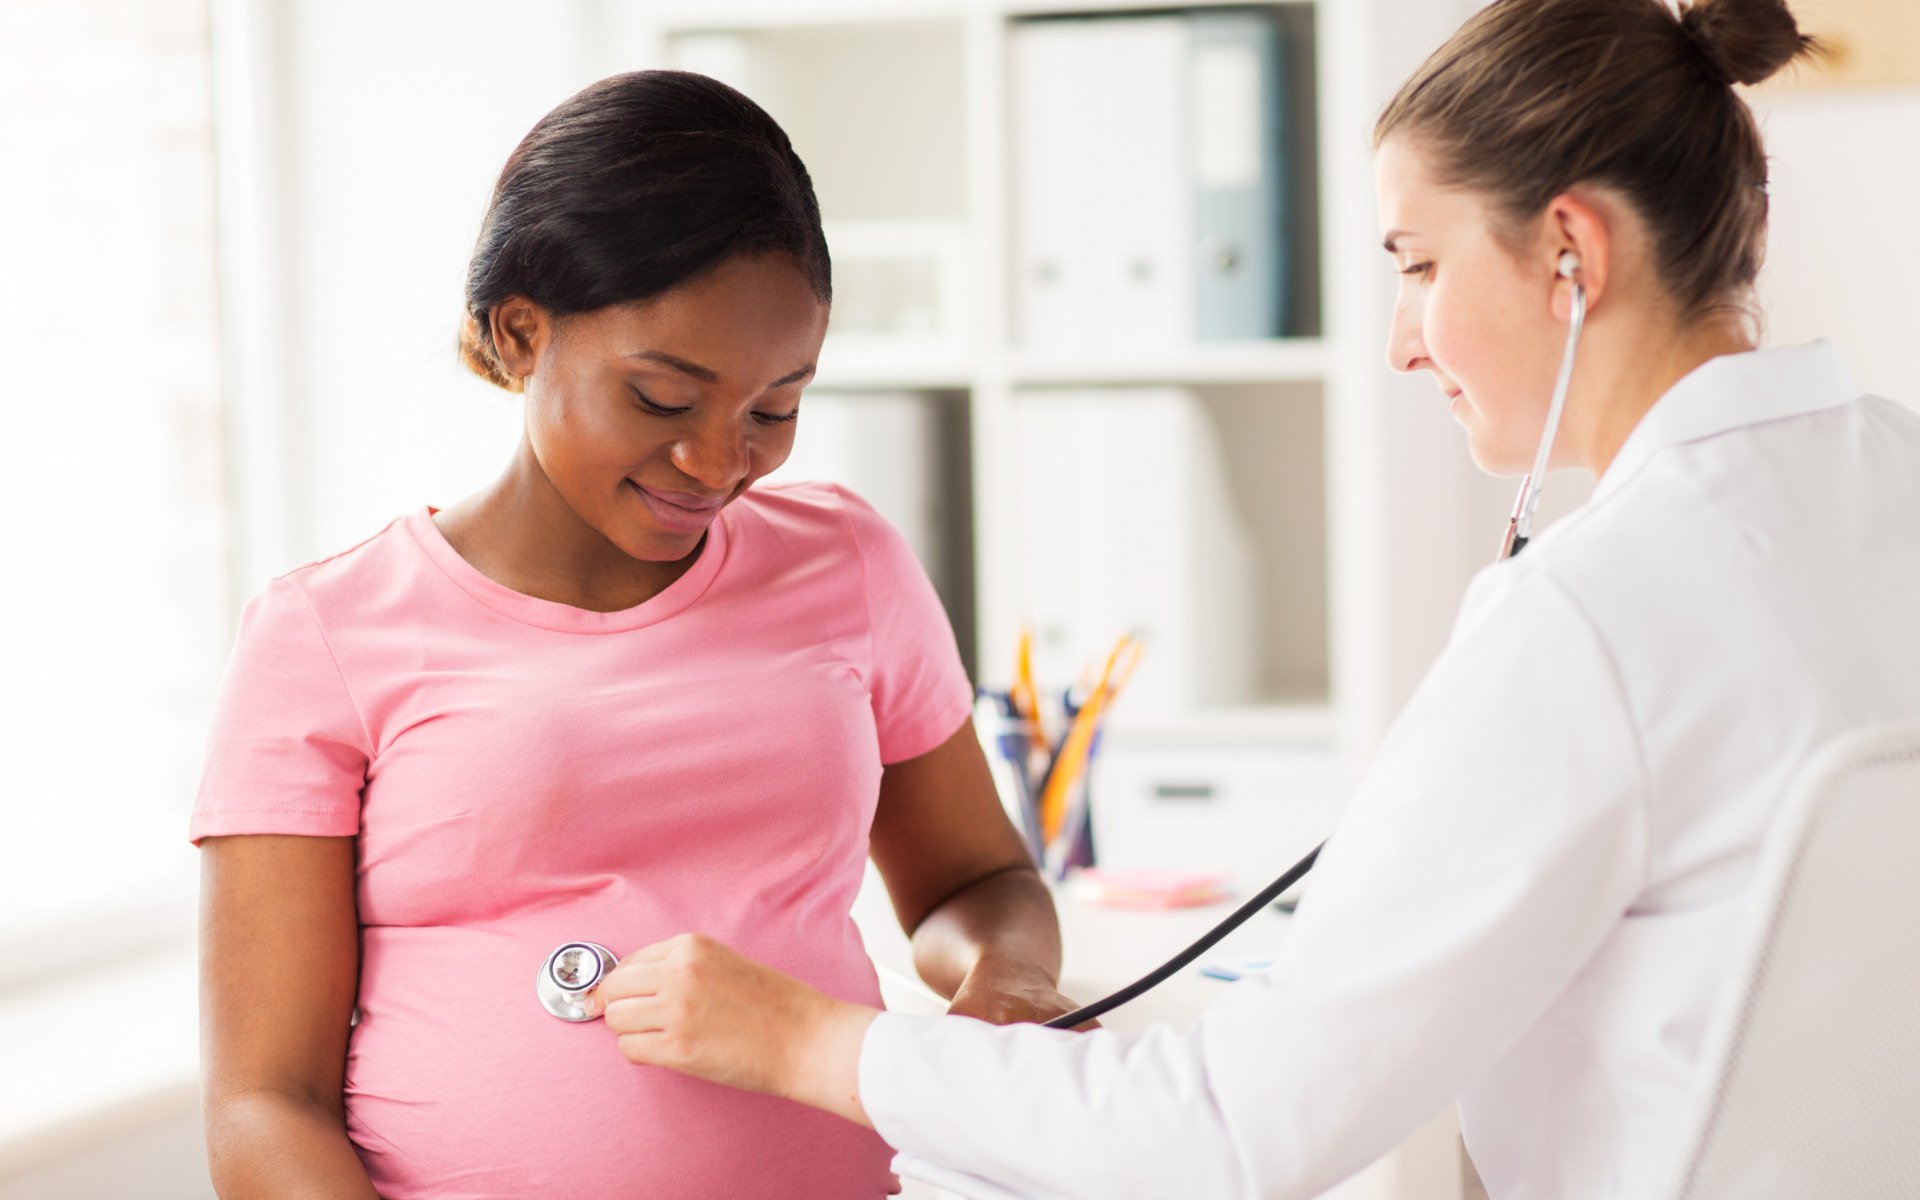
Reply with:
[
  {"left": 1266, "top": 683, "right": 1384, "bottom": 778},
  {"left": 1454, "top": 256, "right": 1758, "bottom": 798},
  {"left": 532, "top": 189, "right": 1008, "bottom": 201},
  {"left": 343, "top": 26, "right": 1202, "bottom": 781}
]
[
  {"left": 1006, "top": 337, "right": 1327, "bottom": 386},
  {"left": 616, "top": 4, "right": 1296, "bottom": 713}
]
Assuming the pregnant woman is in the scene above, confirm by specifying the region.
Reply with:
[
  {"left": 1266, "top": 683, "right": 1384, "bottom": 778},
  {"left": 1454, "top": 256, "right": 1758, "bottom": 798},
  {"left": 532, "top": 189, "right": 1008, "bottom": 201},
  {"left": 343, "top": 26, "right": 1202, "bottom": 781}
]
[{"left": 193, "top": 71, "right": 1075, "bottom": 1199}]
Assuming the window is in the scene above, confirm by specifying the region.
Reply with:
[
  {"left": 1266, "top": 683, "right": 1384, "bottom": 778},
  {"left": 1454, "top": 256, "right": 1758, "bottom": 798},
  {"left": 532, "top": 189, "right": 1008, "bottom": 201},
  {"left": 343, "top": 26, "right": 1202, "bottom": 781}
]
[{"left": 0, "top": 0, "right": 225, "bottom": 944}]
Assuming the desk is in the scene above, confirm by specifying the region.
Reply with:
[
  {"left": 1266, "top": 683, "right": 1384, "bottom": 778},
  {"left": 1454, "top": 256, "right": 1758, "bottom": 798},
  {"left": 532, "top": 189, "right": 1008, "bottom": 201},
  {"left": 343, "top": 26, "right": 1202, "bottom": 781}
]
[{"left": 1054, "top": 885, "right": 1288, "bottom": 1033}]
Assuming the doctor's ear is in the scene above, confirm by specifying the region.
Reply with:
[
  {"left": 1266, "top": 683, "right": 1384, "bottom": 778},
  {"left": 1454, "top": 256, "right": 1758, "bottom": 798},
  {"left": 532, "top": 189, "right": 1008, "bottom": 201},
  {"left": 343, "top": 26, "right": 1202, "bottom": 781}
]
[{"left": 1541, "top": 192, "right": 1613, "bottom": 320}]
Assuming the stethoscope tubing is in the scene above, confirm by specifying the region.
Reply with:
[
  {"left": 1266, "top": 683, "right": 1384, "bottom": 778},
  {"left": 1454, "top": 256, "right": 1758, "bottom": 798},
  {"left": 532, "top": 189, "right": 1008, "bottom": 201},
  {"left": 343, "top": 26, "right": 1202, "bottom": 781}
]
[
  {"left": 1043, "top": 841, "right": 1324, "bottom": 1029},
  {"left": 1509, "top": 280, "right": 1588, "bottom": 555}
]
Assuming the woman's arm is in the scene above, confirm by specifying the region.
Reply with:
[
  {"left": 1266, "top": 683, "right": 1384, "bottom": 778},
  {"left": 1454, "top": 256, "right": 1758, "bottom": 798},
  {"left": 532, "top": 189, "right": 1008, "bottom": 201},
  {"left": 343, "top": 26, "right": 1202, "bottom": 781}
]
[
  {"left": 866, "top": 719, "right": 1078, "bottom": 1025},
  {"left": 200, "top": 835, "right": 380, "bottom": 1200}
]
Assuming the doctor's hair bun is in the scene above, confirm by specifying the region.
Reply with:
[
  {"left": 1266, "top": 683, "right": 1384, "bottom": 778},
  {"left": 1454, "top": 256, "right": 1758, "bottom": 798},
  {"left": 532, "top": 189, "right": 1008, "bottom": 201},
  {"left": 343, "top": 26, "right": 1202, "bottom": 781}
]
[
  {"left": 459, "top": 71, "right": 829, "bottom": 392},
  {"left": 1376, "top": 0, "right": 1819, "bottom": 320},
  {"left": 1680, "top": 0, "right": 1817, "bottom": 87}
]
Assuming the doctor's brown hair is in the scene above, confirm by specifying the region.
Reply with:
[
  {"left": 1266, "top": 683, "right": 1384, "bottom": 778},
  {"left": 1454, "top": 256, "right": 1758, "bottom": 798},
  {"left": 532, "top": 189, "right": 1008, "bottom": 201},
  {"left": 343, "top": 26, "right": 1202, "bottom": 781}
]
[
  {"left": 458, "top": 71, "right": 830, "bottom": 392},
  {"left": 1375, "top": 0, "right": 1817, "bottom": 318}
]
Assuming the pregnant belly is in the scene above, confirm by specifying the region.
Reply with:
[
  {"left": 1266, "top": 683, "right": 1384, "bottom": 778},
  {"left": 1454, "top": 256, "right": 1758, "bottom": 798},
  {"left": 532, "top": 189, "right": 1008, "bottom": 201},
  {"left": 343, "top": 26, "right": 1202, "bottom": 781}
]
[{"left": 346, "top": 923, "right": 892, "bottom": 1199}]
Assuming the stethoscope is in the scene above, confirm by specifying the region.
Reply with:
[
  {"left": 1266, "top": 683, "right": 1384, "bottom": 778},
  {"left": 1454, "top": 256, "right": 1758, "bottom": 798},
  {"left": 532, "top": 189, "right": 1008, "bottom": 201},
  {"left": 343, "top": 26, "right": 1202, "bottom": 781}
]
[
  {"left": 539, "top": 253, "right": 1589, "bottom": 1030},
  {"left": 1501, "top": 251, "right": 1588, "bottom": 560},
  {"left": 538, "top": 942, "right": 619, "bottom": 1021}
]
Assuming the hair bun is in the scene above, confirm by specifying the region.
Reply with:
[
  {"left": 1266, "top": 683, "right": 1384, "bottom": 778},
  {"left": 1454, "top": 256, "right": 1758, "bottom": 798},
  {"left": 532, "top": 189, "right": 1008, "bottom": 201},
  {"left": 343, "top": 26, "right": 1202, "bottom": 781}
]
[
  {"left": 1679, "top": 0, "right": 1817, "bottom": 87},
  {"left": 458, "top": 311, "right": 523, "bottom": 393}
]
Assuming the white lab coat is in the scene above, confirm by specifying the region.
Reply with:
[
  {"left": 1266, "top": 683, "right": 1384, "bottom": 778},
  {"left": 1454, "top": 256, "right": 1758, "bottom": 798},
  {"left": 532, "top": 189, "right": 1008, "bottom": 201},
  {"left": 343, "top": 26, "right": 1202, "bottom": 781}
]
[{"left": 858, "top": 343, "right": 1920, "bottom": 1200}]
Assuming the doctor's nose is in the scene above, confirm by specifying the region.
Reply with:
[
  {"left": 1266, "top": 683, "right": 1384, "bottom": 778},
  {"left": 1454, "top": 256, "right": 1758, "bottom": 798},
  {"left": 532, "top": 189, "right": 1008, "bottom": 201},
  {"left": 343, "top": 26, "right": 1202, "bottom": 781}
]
[{"left": 1387, "top": 305, "right": 1425, "bottom": 375}]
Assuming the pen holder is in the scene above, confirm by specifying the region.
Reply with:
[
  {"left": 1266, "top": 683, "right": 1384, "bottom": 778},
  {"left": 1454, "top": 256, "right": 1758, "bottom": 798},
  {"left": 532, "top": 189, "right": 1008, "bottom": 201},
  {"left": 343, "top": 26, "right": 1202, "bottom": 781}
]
[{"left": 976, "top": 688, "right": 1104, "bottom": 877}]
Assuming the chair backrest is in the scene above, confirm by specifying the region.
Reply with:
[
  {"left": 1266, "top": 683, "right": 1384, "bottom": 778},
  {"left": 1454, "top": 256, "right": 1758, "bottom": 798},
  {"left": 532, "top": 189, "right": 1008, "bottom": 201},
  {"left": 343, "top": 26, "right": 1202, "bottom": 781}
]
[{"left": 1662, "top": 720, "right": 1920, "bottom": 1199}]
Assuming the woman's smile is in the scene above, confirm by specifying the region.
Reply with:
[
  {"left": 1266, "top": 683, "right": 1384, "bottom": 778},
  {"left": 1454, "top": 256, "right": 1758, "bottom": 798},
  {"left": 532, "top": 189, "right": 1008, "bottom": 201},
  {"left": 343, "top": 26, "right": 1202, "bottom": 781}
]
[{"left": 628, "top": 479, "right": 730, "bottom": 535}]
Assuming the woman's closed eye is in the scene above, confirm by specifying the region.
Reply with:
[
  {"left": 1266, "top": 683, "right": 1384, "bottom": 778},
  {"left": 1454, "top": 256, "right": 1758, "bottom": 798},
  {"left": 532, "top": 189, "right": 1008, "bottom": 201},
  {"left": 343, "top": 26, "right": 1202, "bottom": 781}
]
[
  {"left": 1399, "top": 261, "right": 1433, "bottom": 278},
  {"left": 630, "top": 388, "right": 693, "bottom": 418},
  {"left": 629, "top": 387, "right": 797, "bottom": 426}
]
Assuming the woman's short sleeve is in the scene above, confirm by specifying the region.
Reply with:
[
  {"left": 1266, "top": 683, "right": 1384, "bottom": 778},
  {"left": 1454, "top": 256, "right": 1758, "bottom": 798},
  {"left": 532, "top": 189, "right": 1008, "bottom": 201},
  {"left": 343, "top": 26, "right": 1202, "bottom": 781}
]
[
  {"left": 189, "top": 577, "right": 372, "bottom": 842},
  {"left": 840, "top": 490, "right": 975, "bottom": 765}
]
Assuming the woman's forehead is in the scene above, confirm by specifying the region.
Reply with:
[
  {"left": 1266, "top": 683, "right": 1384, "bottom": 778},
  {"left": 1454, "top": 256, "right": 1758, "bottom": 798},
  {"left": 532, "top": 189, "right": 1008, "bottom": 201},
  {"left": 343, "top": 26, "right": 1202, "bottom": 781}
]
[{"left": 1376, "top": 140, "right": 1495, "bottom": 247}]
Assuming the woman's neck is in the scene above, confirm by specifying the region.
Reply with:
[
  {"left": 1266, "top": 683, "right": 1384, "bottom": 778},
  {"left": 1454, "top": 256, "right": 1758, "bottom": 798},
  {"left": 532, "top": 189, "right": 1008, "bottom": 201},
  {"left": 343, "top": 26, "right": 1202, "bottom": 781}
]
[
  {"left": 435, "top": 439, "right": 700, "bottom": 613},
  {"left": 1569, "top": 308, "right": 1757, "bottom": 478}
]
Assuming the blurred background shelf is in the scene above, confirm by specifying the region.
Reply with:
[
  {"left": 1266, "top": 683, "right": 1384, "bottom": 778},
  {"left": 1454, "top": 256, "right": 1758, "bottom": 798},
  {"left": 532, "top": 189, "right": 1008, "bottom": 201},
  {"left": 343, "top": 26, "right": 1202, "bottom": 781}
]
[
  {"left": 1099, "top": 702, "right": 1337, "bottom": 747},
  {"left": 1007, "top": 338, "right": 1328, "bottom": 386},
  {"left": 810, "top": 352, "right": 975, "bottom": 392}
]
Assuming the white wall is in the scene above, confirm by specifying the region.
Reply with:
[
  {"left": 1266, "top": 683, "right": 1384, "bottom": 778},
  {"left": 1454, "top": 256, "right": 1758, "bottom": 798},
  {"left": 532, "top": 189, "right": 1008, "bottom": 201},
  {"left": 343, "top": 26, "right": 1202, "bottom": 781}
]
[
  {"left": 1754, "top": 87, "right": 1920, "bottom": 411},
  {"left": 225, "top": 0, "right": 614, "bottom": 592},
  {"left": 1322, "top": 0, "right": 1493, "bottom": 754}
]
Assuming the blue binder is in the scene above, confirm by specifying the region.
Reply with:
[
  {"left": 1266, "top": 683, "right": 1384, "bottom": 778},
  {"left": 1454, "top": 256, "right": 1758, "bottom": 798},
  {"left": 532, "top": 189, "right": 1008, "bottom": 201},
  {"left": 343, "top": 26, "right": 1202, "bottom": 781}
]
[{"left": 1189, "top": 8, "right": 1288, "bottom": 341}]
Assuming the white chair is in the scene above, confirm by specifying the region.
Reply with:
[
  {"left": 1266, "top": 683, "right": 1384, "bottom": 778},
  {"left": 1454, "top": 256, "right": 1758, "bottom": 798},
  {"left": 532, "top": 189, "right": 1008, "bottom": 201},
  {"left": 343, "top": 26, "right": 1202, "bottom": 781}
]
[{"left": 1662, "top": 720, "right": 1920, "bottom": 1199}]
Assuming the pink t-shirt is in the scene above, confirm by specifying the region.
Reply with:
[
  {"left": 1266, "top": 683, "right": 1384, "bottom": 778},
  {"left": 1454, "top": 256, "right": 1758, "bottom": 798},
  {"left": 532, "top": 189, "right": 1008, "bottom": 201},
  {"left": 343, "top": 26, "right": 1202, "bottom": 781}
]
[{"left": 191, "top": 483, "right": 974, "bottom": 1200}]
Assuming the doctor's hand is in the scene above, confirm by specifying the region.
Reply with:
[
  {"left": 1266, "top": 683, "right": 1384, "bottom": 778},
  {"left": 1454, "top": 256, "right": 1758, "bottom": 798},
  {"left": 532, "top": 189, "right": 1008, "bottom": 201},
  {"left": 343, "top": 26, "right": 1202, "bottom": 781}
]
[{"left": 585, "top": 933, "right": 879, "bottom": 1128}]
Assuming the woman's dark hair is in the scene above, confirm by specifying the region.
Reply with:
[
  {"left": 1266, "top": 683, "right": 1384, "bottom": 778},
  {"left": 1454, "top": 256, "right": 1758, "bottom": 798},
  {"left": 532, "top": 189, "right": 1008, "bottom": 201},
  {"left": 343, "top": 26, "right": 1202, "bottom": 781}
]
[
  {"left": 460, "top": 70, "right": 831, "bottom": 391},
  {"left": 1375, "top": 0, "right": 1818, "bottom": 319}
]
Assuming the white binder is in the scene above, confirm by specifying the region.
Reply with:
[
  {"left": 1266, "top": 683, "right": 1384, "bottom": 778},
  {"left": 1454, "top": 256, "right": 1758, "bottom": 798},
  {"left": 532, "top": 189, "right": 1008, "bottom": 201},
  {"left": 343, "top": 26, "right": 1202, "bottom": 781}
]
[
  {"left": 1008, "top": 20, "right": 1091, "bottom": 351},
  {"left": 1082, "top": 16, "right": 1192, "bottom": 351},
  {"left": 1010, "top": 17, "right": 1193, "bottom": 352},
  {"left": 1010, "top": 388, "right": 1258, "bottom": 714}
]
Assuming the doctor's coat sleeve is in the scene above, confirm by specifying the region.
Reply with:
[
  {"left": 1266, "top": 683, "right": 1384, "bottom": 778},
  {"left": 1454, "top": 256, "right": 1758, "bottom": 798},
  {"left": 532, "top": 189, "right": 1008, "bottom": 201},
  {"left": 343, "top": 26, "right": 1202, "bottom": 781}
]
[{"left": 856, "top": 562, "right": 1650, "bottom": 1200}]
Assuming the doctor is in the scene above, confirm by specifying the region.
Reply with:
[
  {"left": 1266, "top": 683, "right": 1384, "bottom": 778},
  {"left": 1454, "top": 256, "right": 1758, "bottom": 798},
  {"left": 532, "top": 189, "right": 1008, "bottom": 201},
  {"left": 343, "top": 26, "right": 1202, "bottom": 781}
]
[{"left": 584, "top": 0, "right": 1920, "bottom": 1196}]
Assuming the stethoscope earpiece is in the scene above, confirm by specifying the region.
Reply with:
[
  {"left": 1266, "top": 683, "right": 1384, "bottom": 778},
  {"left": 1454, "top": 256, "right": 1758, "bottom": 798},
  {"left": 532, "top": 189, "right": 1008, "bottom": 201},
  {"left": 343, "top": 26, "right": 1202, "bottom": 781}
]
[{"left": 1557, "top": 250, "right": 1581, "bottom": 280}]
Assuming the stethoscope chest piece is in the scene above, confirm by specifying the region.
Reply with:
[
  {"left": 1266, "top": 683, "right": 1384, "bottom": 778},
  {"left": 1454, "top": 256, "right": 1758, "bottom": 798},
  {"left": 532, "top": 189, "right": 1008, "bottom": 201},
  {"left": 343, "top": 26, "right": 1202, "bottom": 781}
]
[{"left": 537, "top": 942, "right": 618, "bottom": 1021}]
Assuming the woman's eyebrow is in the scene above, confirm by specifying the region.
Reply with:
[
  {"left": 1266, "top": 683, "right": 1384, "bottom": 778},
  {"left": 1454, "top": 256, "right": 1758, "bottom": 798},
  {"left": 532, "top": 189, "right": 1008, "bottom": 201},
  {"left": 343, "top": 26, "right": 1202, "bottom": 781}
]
[
  {"left": 1382, "top": 230, "right": 1415, "bottom": 253},
  {"left": 625, "top": 351, "right": 814, "bottom": 389},
  {"left": 627, "top": 350, "right": 719, "bottom": 382}
]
